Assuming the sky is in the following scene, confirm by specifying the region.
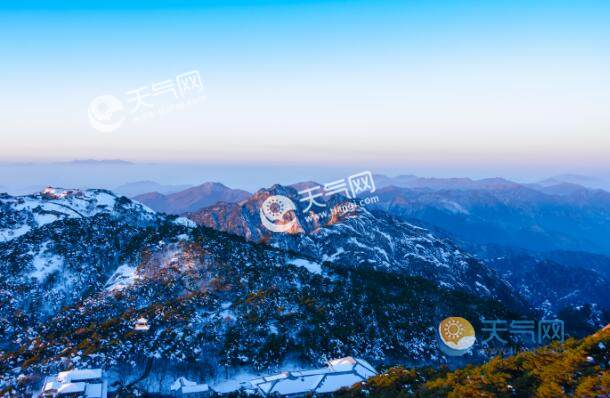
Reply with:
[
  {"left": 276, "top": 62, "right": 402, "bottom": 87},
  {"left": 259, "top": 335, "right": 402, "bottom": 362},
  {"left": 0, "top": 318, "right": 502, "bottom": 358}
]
[{"left": 1, "top": 0, "right": 610, "bottom": 186}]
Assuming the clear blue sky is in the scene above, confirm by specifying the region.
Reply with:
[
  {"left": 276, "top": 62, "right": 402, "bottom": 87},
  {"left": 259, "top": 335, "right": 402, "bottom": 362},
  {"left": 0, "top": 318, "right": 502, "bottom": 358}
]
[{"left": 1, "top": 0, "right": 609, "bottom": 178}]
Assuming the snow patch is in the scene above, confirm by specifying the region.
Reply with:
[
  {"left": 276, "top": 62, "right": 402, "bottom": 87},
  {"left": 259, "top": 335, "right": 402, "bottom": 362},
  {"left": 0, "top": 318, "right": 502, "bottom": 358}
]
[
  {"left": 105, "top": 264, "right": 139, "bottom": 291},
  {"left": 31, "top": 249, "right": 63, "bottom": 282},
  {"left": 322, "top": 248, "right": 345, "bottom": 262},
  {"left": 173, "top": 217, "right": 196, "bottom": 228},
  {"left": 288, "top": 258, "right": 322, "bottom": 274}
]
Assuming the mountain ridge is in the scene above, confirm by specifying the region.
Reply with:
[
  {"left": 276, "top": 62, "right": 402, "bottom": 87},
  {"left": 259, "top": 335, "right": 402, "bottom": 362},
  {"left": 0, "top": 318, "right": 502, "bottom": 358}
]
[
  {"left": 134, "top": 182, "right": 250, "bottom": 214},
  {"left": 0, "top": 188, "right": 527, "bottom": 396}
]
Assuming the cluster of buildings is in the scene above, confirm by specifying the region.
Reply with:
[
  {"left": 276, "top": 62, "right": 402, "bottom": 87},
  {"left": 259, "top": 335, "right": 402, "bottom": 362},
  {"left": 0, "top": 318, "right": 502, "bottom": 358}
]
[
  {"left": 36, "top": 357, "right": 375, "bottom": 397},
  {"left": 240, "top": 357, "right": 377, "bottom": 397},
  {"left": 171, "top": 357, "right": 377, "bottom": 397},
  {"left": 41, "top": 187, "right": 81, "bottom": 200},
  {"left": 37, "top": 369, "right": 107, "bottom": 398}
]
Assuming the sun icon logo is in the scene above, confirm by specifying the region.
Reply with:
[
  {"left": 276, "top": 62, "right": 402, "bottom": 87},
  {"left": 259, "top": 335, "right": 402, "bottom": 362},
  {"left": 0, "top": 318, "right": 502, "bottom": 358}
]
[
  {"left": 443, "top": 318, "right": 465, "bottom": 340},
  {"left": 264, "top": 197, "right": 287, "bottom": 219},
  {"left": 437, "top": 317, "right": 476, "bottom": 356},
  {"left": 259, "top": 195, "right": 298, "bottom": 233}
]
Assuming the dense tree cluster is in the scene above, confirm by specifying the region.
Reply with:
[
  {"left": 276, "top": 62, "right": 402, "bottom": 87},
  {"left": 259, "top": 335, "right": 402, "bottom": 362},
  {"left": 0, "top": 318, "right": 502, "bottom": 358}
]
[{"left": 335, "top": 327, "right": 610, "bottom": 397}]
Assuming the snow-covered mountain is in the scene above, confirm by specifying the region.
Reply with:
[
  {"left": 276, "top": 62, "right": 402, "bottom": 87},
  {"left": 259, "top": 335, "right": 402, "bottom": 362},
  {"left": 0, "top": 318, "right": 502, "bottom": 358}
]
[
  {"left": 0, "top": 187, "right": 159, "bottom": 243},
  {"left": 187, "top": 184, "right": 610, "bottom": 331},
  {"left": 0, "top": 187, "right": 531, "bottom": 396},
  {"left": 0, "top": 188, "right": 194, "bottom": 324},
  {"left": 186, "top": 185, "right": 528, "bottom": 312}
]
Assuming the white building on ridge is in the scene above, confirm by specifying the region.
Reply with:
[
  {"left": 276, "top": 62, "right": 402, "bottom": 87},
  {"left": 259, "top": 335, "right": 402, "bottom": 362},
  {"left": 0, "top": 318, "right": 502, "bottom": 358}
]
[
  {"left": 37, "top": 368, "right": 107, "bottom": 398},
  {"left": 133, "top": 317, "right": 150, "bottom": 331},
  {"left": 239, "top": 357, "right": 376, "bottom": 397}
]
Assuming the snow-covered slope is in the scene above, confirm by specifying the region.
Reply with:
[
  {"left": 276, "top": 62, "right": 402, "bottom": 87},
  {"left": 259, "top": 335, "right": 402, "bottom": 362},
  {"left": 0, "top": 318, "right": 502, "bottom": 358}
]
[
  {"left": 0, "top": 188, "right": 156, "bottom": 242},
  {"left": 187, "top": 185, "right": 528, "bottom": 311},
  {"left": 0, "top": 187, "right": 527, "bottom": 396},
  {"left": 0, "top": 188, "right": 193, "bottom": 322}
]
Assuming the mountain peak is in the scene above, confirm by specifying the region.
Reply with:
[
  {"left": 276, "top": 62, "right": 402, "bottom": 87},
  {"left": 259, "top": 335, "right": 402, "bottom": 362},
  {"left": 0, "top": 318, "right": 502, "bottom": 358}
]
[
  {"left": 0, "top": 188, "right": 160, "bottom": 243},
  {"left": 185, "top": 184, "right": 528, "bottom": 311},
  {"left": 133, "top": 182, "right": 250, "bottom": 214},
  {"left": 59, "top": 159, "right": 134, "bottom": 166}
]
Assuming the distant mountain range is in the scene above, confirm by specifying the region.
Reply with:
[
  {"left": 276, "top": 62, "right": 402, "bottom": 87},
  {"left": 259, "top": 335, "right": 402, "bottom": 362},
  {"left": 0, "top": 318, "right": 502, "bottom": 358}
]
[
  {"left": 537, "top": 173, "right": 608, "bottom": 189},
  {"left": 374, "top": 173, "right": 610, "bottom": 191},
  {"left": 115, "top": 180, "right": 193, "bottom": 197},
  {"left": 373, "top": 174, "right": 522, "bottom": 191},
  {"left": 56, "top": 159, "right": 135, "bottom": 166},
  {"left": 133, "top": 182, "right": 250, "bottom": 214},
  {"left": 370, "top": 175, "right": 610, "bottom": 257},
  {"left": 127, "top": 173, "right": 610, "bottom": 258}
]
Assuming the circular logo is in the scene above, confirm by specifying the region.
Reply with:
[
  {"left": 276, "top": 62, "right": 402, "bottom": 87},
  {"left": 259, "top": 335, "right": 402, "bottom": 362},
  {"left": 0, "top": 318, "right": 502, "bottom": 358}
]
[
  {"left": 437, "top": 317, "right": 476, "bottom": 356},
  {"left": 88, "top": 95, "right": 126, "bottom": 132},
  {"left": 259, "top": 195, "right": 298, "bottom": 233}
]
